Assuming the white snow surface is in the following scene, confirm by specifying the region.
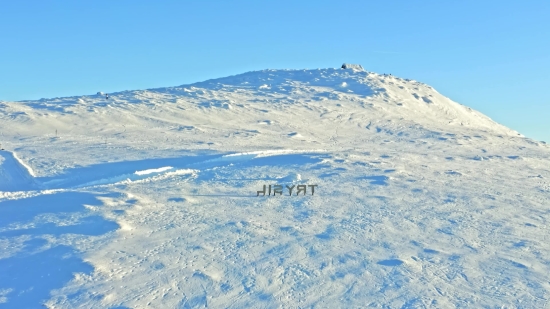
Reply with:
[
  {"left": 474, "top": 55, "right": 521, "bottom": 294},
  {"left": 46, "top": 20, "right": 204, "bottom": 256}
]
[{"left": 0, "top": 68, "right": 549, "bottom": 308}]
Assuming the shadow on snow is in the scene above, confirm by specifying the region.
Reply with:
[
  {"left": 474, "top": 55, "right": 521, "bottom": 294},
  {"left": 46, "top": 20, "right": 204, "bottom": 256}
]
[{"left": 0, "top": 192, "right": 119, "bottom": 308}]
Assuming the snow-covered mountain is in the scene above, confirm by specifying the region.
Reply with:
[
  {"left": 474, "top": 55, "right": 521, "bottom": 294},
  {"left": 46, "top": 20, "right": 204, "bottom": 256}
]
[{"left": 1, "top": 68, "right": 549, "bottom": 308}]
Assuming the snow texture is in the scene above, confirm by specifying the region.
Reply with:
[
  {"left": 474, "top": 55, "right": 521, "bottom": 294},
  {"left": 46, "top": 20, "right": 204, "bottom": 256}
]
[{"left": 0, "top": 68, "right": 549, "bottom": 308}]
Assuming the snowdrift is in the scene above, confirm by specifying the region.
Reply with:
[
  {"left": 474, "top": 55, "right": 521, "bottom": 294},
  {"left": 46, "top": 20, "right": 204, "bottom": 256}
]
[{"left": 0, "top": 150, "right": 36, "bottom": 192}]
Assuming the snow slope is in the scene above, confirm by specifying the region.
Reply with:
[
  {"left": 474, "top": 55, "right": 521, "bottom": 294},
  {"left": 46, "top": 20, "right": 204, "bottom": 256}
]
[
  {"left": 0, "top": 68, "right": 549, "bottom": 308},
  {"left": 0, "top": 150, "right": 36, "bottom": 192}
]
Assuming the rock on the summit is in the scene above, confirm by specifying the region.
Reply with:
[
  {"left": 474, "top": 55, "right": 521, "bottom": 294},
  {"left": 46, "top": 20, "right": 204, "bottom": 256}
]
[{"left": 341, "top": 63, "right": 364, "bottom": 70}]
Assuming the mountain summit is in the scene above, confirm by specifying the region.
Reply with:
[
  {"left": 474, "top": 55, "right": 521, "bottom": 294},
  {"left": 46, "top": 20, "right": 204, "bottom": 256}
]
[
  {"left": 188, "top": 68, "right": 520, "bottom": 136},
  {"left": 2, "top": 68, "right": 532, "bottom": 164}
]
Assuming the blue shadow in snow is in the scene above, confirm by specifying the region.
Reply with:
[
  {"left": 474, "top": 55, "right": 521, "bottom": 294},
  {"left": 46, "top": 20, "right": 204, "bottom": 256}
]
[
  {"left": 167, "top": 197, "right": 186, "bottom": 202},
  {"left": 0, "top": 216, "right": 119, "bottom": 237},
  {"left": 0, "top": 192, "right": 102, "bottom": 229},
  {"left": 0, "top": 191, "right": 119, "bottom": 308},
  {"left": 37, "top": 153, "right": 224, "bottom": 189},
  {"left": 0, "top": 240, "right": 94, "bottom": 309},
  {"left": 241, "top": 154, "right": 323, "bottom": 167},
  {"left": 358, "top": 175, "right": 389, "bottom": 186},
  {"left": 315, "top": 225, "right": 336, "bottom": 240},
  {"left": 377, "top": 259, "right": 404, "bottom": 266}
]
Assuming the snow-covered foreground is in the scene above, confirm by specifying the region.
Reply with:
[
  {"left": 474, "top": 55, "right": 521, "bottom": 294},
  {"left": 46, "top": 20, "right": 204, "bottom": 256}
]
[{"left": 1, "top": 68, "right": 549, "bottom": 308}]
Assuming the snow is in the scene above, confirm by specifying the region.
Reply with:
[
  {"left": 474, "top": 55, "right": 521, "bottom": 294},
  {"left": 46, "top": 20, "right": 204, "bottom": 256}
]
[
  {"left": 1, "top": 68, "right": 549, "bottom": 308},
  {"left": 0, "top": 150, "right": 37, "bottom": 191}
]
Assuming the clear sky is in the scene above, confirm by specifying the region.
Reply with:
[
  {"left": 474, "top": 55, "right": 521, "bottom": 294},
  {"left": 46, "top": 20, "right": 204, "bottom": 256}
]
[{"left": 1, "top": 1, "right": 549, "bottom": 142}]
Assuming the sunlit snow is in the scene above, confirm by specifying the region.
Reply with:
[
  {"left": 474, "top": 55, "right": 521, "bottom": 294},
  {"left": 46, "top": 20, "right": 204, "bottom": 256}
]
[{"left": 0, "top": 68, "right": 549, "bottom": 308}]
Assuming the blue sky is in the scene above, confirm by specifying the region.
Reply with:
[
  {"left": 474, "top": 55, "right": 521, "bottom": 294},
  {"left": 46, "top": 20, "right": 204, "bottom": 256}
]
[{"left": 1, "top": 1, "right": 549, "bottom": 142}]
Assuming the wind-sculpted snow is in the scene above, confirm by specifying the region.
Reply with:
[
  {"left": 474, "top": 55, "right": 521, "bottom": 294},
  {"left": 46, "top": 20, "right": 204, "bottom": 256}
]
[
  {"left": 0, "top": 150, "right": 37, "bottom": 191},
  {"left": 0, "top": 68, "right": 549, "bottom": 308}
]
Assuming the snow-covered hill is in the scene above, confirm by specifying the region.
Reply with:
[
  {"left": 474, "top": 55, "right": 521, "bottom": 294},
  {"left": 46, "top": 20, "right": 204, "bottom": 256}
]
[{"left": 1, "top": 68, "right": 549, "bottom": 308}]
